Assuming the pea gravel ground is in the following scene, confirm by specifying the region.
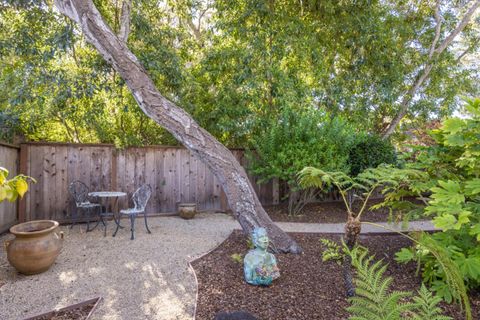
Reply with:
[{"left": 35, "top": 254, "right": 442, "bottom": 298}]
[{"left": 0, "top": 213, "right": 238, "bottom": 320}]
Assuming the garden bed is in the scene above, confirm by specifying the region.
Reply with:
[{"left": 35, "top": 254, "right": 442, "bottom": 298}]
[
  {"left": 24, "top": 297, "right": 102, "bottom": 320},
  {"left": 191, "top": 231, "right": 480, "bottom": 320},
  {"left": 265, "top": 199, "right": 425, "bottom": 223}
]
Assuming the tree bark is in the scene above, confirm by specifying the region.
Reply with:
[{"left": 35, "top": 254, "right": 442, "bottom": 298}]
[
  {"left": 118, "top": 0, "right": 132, "bottom": 43},
  {"left": 54, "top": 0, "right": 302, "bottom": 253},
  {"left": 382, "top": 0, "right": 480, "bottom": 139}
]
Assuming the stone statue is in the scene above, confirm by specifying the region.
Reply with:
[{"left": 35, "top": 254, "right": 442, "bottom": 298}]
[{"left": 244, "top": 227, "right": 280, "bottom": 286}]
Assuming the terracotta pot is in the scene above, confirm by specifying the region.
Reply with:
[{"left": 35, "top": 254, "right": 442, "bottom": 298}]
[
  {"left": 178, "top": 203, "right": 196, "bottom": 219},
  {"left": 4, "top": 220, "right": 64, "bottom": 275}
]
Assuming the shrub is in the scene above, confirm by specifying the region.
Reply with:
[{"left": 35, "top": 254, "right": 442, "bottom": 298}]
[
  {"left": 348, "top": 133, "right": 397, "bottom": 176},
  {"left": 248, "top": 108, "right": 355, "bottom": 215}
]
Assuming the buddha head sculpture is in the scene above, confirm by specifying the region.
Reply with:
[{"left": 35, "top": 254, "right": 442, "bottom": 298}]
[{"left": 252, "top": 227, "right": 269, "bottom": 251}]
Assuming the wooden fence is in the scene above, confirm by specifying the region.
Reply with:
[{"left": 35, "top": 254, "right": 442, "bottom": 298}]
[
  {"left": 18, "top": 142, "right": 279, "bottom": 223},
  {"left": 0, "top": 142, "right": 19, "bottom": 233}
]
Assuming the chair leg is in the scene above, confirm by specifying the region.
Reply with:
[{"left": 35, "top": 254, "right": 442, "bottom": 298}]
[
  {"left": 113, "top": 215, "right": 121, "bottom": 237},
  {"left": 101, "top": 215, "right": 107, "bottom": 237},
  {"left": 86, "top": 207, "right": 91, "bottom": 232},
  {"left": 70, "top": 207, "right": 77, "bottom": 229},
  {"left": 130, "top": 215, "right": 135, "bottom": 240},
  {"left": 144, "top": 213, "right": 151, "bottom": 234}
]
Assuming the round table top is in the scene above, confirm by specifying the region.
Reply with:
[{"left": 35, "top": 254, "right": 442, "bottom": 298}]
[{"left": 88, "top": 191, "right": 127, "bottom": 198}]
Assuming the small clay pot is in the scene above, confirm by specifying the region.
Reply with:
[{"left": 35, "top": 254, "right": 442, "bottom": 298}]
[
  {"left": 178, "top": 203, "right": 196, "bottom": 219},
  {"left": 4, "top": 220, "right": 64, "bottom": 275}
]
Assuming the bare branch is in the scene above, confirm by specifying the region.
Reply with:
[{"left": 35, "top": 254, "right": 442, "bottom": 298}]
[
  {"left": 428, "top": 0, "right": 442, "bottom": 59},
  {"left": 434, "top": 0, "right": 480, "bottom": 55},
  {"left": 382, "top": 0, "right": 480, "bottom": 138}
]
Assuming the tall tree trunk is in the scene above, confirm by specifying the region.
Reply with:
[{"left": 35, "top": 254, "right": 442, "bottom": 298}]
[{"left": 54, "top": 0, "right": 302, "bottom": 253}]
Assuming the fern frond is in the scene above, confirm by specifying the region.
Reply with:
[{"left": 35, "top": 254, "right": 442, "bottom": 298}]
[
  {"left": 408, "top": 284, "right": 452, "bottom": 320},
  {"left": 416, "top": 235, "right": 470, "bottom": 320},
  {"left": 346, "top": 246, "right": 451, "bottom": 320}
]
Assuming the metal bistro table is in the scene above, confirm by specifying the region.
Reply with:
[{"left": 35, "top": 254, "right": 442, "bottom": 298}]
[{"left": 88, "top": 191, "right": 127, "bottom": 236}]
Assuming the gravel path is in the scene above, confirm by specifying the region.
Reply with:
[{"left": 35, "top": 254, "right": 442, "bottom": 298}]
[
  {"left": 0, "top": 213, "right": 238, "bottom": 320},
  {"left": 0, "top": 213, "right": 436, "bottom": 320}
]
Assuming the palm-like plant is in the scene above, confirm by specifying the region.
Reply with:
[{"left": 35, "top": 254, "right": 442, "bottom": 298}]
[{"left": 298, "top": 165, "right": 424, "bottom": 247}]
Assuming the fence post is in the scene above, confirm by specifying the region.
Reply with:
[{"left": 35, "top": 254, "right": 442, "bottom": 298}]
[{"left": 111, "top": 147, "right": 117, "bottom": 190}]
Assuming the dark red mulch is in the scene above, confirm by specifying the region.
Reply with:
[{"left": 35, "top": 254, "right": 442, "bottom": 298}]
[
  {"left": 265, "top": 198, "right": 426, "bottom": 223},
  {"left": 192, "top": 231, "right": 480, "bottom": 320},
  {"left": 30, "top": 302, "right": 95, "bottom": 320}
]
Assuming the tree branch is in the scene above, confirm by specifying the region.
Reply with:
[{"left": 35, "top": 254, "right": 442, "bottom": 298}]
[
  {"left": 428, "top": 0, "right": 442, "bottom": 59},
  {"left": 434, "top": 0, "right": 480, "bottom": 55},
  {"left": 382, "top": 0, "right": 480, "bottom": 139}
]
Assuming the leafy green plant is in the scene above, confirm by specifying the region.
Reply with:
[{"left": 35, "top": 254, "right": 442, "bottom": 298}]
[
  {"left": 230, "top": 253, "right": 243, "bottom": 264},
  {"left": 378, "top": 99, "right": 480, "bottom": 304},
  {"left": 249, "top": 109, "right": 355, "bottom": 215},
  {"left": 320, "top": 238, "right": 343, "bottom": 264},
  {"left": 346, "top": 246, "right": 451, "bottom": 320},
  {"left": 298, "top": 165, "right": 424, "bottom": 247},
  {"left": 348, "top": 133, "right": 397, "bottom": 176},
  {"left": 0, "top": 167, "right": 35, "bottom": 203}
]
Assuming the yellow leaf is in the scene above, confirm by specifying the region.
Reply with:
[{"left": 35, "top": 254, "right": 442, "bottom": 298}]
[
  {"left": 0, "top": 167, "right": 8, "bottom": 185},
  {"left": 15, "top": 179, "right": 28, "bottom": 198},
  {"left": 4, "top": 185, "right": 16, "bottom": 202},
  {"left": 0, "top": 186, "right": 6, "bottom": 202}
]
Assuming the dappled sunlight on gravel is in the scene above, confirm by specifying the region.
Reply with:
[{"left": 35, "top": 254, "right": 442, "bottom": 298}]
[{"left": 0, "top": 213, "right": 238, "bottom": 320}]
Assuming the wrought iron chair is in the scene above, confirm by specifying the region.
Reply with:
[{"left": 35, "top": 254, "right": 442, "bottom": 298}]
[
  {"left": 68, "top": 180, "right": 101, "bottom": 231},
  {"left": 113, "top": 184, "right": 152, "bottom": 240}
]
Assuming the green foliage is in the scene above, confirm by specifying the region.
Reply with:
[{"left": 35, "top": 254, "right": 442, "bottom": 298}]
[
  {"left": 319, "top": 238, "right": 343, "bottom": 264},
  {"left": 298, "top": 164, "right": 425, "bottom": 220},
  {"left": 2, "top": 1, "right": 479, "bottom": 146},
  {"left": 381, "top": 99, "right": 480, "bottom": 305},
  {"left": 394, "top": 233, "right": 471, "bottom": 319},
  {"left": 346, "top": 246, "right": 451, "bottom": 320},
  {"left": 230, "top": 253, "right": 243, "bottom": 264},
  {"left": 348, "top": 134, "right": 397, "bottom": 176},
  {"left": 0, "top": 167, "right": 35, "bottom": 203},
  {"left": 249, "top": 109, "right": 354, "bottom": 186}
]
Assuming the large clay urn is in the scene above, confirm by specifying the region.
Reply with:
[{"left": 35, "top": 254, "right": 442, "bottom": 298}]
[{"left": 4, "top": 220, "right": 64, "bottom": 275}]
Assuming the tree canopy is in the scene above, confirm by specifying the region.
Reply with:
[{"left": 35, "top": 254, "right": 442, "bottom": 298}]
[{"left": 1, "top": 0, "right": 479, "bottom": 146}]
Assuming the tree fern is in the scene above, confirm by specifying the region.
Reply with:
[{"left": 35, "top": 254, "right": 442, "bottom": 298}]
[{"left": 346, "top": 247, "right": 452, "bottom": 320}]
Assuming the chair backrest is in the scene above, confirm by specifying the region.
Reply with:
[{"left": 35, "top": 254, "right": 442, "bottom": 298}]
[
  {"left": 68, "top": 180, "right": 89, "bottom": 205},
  {"left": 132, "top": 184, "right": 152, "bottom": 212}
]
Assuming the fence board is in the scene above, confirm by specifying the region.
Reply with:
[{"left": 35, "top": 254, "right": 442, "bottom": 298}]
[
  {"left": 0, "top": 144, "right": 19, "bottom": 232},
  {"left": 19, "top": 143, "right": 287, "bottom": 221}
]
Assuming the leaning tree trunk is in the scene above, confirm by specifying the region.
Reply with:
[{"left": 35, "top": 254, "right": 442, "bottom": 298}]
[{"left": 54, "top": 0, "right": 301, "bottom": 253}]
